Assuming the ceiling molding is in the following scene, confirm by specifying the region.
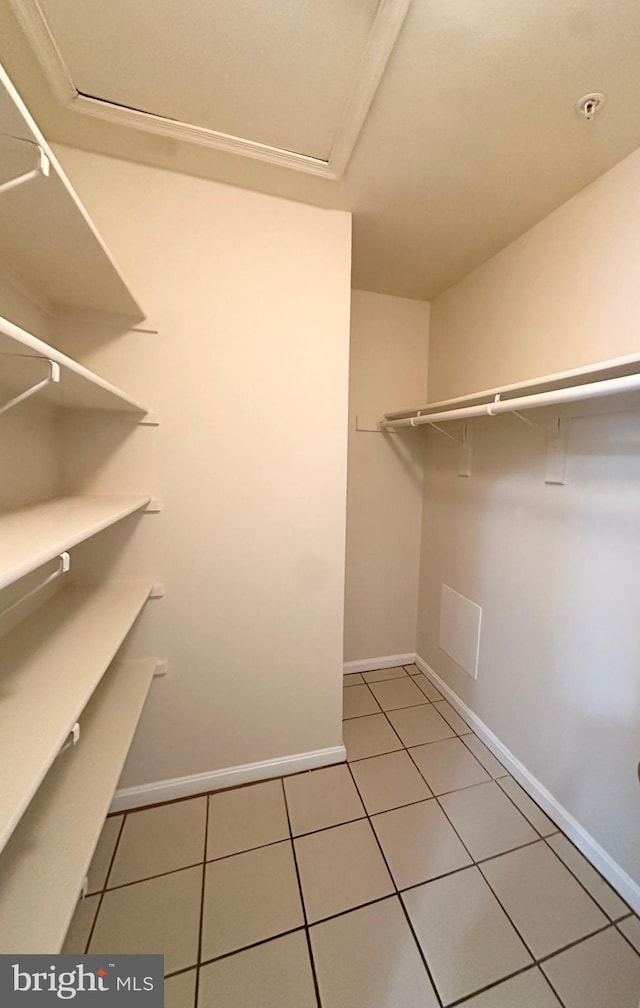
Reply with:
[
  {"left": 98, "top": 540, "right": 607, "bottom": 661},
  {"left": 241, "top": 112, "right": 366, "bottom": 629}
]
[{"left": 10, "top": 0, "right": 412, "bottom": 180}]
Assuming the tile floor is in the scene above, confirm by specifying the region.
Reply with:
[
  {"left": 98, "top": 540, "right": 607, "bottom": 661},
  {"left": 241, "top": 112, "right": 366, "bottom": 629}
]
[{"left": 64, "top": 663, "right": 640, "bottom": 1007}]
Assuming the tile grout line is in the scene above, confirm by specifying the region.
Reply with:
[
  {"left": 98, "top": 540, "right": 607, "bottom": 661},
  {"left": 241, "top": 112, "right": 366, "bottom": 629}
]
[
  {"left": 344, "top": 759, "right": 445, "bottom": 1008},
  {"left": 615, "top": 918, "right": 640, "bottom": 959},
  {"left": 197, "top": 925, "right": 307, "bottom": 970},
  {"left": 193, "top": 795, "right": 210, "bottom": 1005},
  {"left": 444, "top": 963, "right": 556, "bottom": 1008},
  {"left": 533, "top": 921, "right": 614, "bottom": 965},
  {"left": 83, "top": 811, "right": 128, "bottom": 953},
  {"left": 280, "top": 777, "right": 323, "bottom": 1008},
  {"left": 540, "top": 832, "right": 633, "bottom": 925},
  {"left": 343, "top": 679, "right": 385, "bottom": 719},
  {"left": 494, "top": 775, "right": 560, "bottom": 836}
]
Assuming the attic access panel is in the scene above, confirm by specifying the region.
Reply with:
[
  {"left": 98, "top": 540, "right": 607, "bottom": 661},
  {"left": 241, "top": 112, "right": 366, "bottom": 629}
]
[{"left": 22, "top": 0, "right": 409, "bottom": 176}]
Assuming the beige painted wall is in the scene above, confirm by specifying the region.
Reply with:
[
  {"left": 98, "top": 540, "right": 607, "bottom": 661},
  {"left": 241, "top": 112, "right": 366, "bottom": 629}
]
[
  {"left": 429, "top": 145, "right": 640, "bottom": 401},
  {"left": 419, "top": 146, "right": 640, "bottom": 895},
  {"left": 53, "top": 145, "right": 352, "bottom": 788},
  {"left": 344, "top": 290, "right": 429, "bottom": 663}
]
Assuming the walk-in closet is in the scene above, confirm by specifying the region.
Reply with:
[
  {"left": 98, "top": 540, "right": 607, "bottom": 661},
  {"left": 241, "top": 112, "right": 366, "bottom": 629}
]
[{"left": 1, "top": 1, "right": 640, "bottom": 1005}]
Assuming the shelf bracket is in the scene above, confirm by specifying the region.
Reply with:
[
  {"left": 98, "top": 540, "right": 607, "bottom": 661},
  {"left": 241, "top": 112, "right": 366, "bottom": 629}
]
[
  {"left": 0, "top": 358, "right": 60, "bottom": 416},
  {"left": 0, "top": 136, "right": 49, "bottom": 196},
  {"left": 511, "top": 409, "right": 550, "bottom": 436},
  {"left": 425, "top": 420, "right": 464, "bottom": 445},
  {"left": 0, "top": 551, "right": 70, "bottom": 621}
]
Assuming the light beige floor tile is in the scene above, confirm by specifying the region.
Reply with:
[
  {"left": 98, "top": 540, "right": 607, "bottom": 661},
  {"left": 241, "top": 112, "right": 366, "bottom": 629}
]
[
  {"left": 349, "top": 750, "right": 432, "bottom": 814},
  {"left": 618, "top": 914, "right": 640, "bottom": 953},
  {"left": 403, "top": 867, "right": 532, "bottom": 1004},
  {"left": 311, "top": 896, "right": 440, "bottom": 1008},
  {"left": 165, "top": 969, "right": 197, "bottom": 1008},
  {"left": 412, "top": 674, "right": 443, "bottom": 701},
  {"left": 62, "top": 893, "right": 100, "bottom": 953},
  {"left": 343, "top": 684, "right": 380, "bottom": 718},
  {"left": 368, "top": 677, "right": 429, "bottom": 711},
  {"left": 497, "top": 777, "right": 557, "bottom": 836},
  {"left": 462, "top": 968, "right": 562, "bottom": 1007},
  {"left": 387, "top": 704, "right": 455, "bottom": 747},
  {"left": 343, "top": 713, "right": 402, "bottom": 761},
  {"left": 362, "top": 666, "right": 407, "bottom": 682},
  {"left": 89, "top": 866, "right": 202, "bottom": 974},
  {"left": 403, "top": 663, "right": 421, "bottom": 675},
  {"left": 439, "top": 781, "right": 538, "bottom": 861},
  {"left": 372, "top": 799, "right": 472, "bottom": 889},
  {"left": 206, "top": 779, "right": 289, "bottom": 860},
  {"left": 284, "top": 764, "right": 364, "bottom": 835},
  {"left": 294, "top": 819, "right": 394, "bottom": 923},
  {"left": 109, "top": 799, "right": 206, "bottom": 887},
  {"left": 462, "top": 735, "right": 508, "bottom": 778},
  {"left": 546, "top": 833, "right": 629, "bottom": 920},
  {"left": 198, "top": 931, "right": 316, "bottom": 1008},
  {"left": 408, "top": 738, "right": 490, "bottom": 795},
  {"left": 480, "top": 841, "right": 608, "bottom": 958},
  {"left": 201, "top": 840, "right": 303, "bottom": 960},
  {"left": 88, "top": 815, "right": 123, "bottom": 893},
  {"left": 343, "top": 672, "right": 364, "bottom": 686},
  {"left": 542, "top": 927, "right": 640, "bottom": 1008},
  {"left": 433, "top": 699, "right": 471, "bottom": 735}
]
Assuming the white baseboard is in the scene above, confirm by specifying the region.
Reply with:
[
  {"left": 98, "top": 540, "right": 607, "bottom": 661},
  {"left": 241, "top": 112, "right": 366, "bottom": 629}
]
[
  {"left": 415, "top": 654, "right": 640, "bottom": 915},
  {"left": 344, "top": 652, "right": 416, "bottom": 675},
  {"left": 110, "top": 744, "right": 346, "bottom": 813}
]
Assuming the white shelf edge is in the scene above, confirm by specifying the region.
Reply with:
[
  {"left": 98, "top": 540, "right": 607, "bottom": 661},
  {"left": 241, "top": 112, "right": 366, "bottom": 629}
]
[
  {"left": 0, "top": 313, "right": 150, "bottom": 414},
  {"left": 0, "top": 494, "right": 151, "bottom": 591},
  {"left": 0, "top": 656, "right": 157, "bottom": 952},
  {"left": 383, "top": 351, "right": 640, "bottom": 421},
  {"left": 0, "top": 61, "right": 145, "bottom": 322},
  {"left": 0, "top": 579, "right": 154, "bottom": 855}
]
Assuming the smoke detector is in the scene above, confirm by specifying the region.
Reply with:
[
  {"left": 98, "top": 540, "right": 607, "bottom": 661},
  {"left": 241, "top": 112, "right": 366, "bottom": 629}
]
[{"left": 577, "top": 93, "right": 605, "bottom": 120}]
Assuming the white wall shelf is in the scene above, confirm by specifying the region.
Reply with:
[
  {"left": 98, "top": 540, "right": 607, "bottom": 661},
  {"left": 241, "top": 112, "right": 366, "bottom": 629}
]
[
  {"left": 380, "top": 352, "right": 640, "bottom": 429},
  {"left": 0, "top": 62, "right": 144, "bottom": 321},
  {"left": 0, "top": 314, "right": 150, "bottom": 414},
  {"left": 0, "top": 580, "right": 154, "bottom": 855},
  {"left": 0, "top": 494, "right": 151, "bottom": 591},
  {"left": 0, "top": 656, "right": 157, "bottom": 952}
]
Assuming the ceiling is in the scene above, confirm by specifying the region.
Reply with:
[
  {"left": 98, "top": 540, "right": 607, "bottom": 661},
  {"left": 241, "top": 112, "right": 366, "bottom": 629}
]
[{"left": 2, "top": 0, "right": 640, "bottom": 301}]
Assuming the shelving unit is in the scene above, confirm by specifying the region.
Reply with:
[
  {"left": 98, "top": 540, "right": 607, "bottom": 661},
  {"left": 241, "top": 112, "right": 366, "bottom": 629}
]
[
  {"left": 0, "top": 314, "right": 149, "bottom": 414},
  {"left": 0, "top": 57, "right": 157, "bottom": 953},
  {"left": 0, "top": 495, "right": 151, "bottom": 591},
  {"left": 0, "top": 657, "right": 157, "bottom": 953},
  {"left": 0, "top": 63, "right": 144, "bottom": 320},
  {"left": 0, "top": 580, "right": 154, "bottom": 853}
]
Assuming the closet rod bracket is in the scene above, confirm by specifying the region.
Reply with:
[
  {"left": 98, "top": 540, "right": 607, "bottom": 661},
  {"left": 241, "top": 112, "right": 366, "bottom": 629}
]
[
  {"left": 426, "top": 420, "right": 464, "bottom": 445},
  {"left": 511, "top": 409, "right": 553, "bottom": 436},
  {"left": 0, "top": 358, "right": 60, "bottom": 416}
]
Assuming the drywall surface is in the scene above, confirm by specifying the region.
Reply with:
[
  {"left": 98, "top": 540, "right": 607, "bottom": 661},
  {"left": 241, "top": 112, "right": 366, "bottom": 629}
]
[
  {"left": 420, "top": 147, "right": 640, "bottom": 888},
  {"left": 429, "top": 145, "right": 640, "bottom": 400},
  {"left": 344, "top": 290, "right": 429, "bottom": 663},
  {"left": 53, "top": 145, "right": 351, "bottom": 787}
]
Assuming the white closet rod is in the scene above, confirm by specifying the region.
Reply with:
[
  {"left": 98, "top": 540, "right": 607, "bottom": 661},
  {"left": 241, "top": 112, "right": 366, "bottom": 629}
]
[{"left": 379, "top": 372, "right": 640, "bottom": 430}]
